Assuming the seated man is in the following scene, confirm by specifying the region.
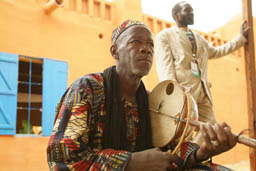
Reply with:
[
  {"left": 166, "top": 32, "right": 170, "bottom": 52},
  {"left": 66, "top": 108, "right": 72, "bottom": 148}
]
[{"left": 47, "top": 20, "right": 237, "bottom": 171}]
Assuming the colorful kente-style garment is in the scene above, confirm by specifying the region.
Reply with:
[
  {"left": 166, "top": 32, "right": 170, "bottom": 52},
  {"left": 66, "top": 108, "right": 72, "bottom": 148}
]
[{"left": 47, "top": 73, "right": 232, "bottom": 171}]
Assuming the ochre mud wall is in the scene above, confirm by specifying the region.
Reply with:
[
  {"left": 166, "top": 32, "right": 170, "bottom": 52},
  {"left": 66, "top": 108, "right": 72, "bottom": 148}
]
[{"left": 0, "top": 136, "right": 49, "bottom": 170}]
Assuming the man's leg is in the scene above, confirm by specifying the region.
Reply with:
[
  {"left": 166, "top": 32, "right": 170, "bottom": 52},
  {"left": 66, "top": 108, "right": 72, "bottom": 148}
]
[
  {"left": 197, "top": 96, "right": 217, "bottom": 125},
  {"left": 192, "top": 89, "right": 217, "bottom": 144}
]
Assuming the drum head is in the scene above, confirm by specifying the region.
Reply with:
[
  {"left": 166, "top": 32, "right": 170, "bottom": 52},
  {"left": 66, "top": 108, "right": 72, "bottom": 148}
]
[{"left": 149, "top": 80, "right": 185, "bottom": 147}]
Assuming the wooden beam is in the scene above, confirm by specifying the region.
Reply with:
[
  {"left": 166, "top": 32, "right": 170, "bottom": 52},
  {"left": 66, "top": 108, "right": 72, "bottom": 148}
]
[{"left": 242, "top": 0, "right": 256, "bottom": 170}]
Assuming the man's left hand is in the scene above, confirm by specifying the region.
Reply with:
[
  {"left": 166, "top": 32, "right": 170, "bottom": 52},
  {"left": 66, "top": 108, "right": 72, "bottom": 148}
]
[
  {"left": 195, "top": 122, "right": 237, "bottom": 161},
  {"left": 240, "top": 20, "right": 250, "bottom": 38}
]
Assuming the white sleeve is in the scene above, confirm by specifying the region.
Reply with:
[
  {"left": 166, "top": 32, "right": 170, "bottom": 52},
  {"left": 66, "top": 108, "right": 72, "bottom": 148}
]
[
  {"left": 155, "top": 31, "right": 177, "bottom": 82},
  {"left": 206, "top": 33, "right": 247, "bottom": 59}
]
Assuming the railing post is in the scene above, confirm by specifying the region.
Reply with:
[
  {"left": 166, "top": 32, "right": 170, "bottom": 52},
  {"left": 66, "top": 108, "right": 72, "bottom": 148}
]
[{"left": 242, "top": 0, "right": 256, "bottom": 170}]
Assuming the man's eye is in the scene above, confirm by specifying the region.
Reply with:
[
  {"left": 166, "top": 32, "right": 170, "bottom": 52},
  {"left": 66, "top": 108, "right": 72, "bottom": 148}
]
[
  {"left": 148, "top": 42, "right": 154, "bottom": 47},
  {"left": 132, "top": 40, "right": 140, "bottom": 44}
]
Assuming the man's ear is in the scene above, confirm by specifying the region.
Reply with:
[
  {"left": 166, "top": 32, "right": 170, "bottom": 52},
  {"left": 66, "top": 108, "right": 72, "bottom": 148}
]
[
  {"left": 173, "top": 13, "right": 178, "bottom": 22},
  {"left": 110, "top": 45, "right": 119, "bottom": 59}
]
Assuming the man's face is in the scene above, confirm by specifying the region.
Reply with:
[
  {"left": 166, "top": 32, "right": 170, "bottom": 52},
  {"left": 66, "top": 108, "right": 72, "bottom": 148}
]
[
  {"left": 176, "top": 3, "right": 194, "bottom": 26},
  {"left": 114, "top": 25, "right": 154, "bottom": 77}
]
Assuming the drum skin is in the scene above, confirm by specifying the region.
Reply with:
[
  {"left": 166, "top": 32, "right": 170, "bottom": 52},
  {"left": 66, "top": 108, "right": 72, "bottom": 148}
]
[{"left": 149, "top": 80, "right": 198, "bottom": 148}]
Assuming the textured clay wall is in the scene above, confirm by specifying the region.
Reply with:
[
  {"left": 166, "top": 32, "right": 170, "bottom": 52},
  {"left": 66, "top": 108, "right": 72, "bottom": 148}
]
[
  {"left": 0, "top": 0, "right": 117, "bottom": 85},
  {"left": 208, "top": 15, "right": 256, "bottom": 164},
  {"left": 0, "top": 136, "right": 49, "bottom": 170}
]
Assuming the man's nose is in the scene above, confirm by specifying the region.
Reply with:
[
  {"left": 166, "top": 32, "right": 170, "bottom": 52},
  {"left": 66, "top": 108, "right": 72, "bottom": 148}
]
[{"left": 140, "top": 44, "right": 151, "bottom": 54}]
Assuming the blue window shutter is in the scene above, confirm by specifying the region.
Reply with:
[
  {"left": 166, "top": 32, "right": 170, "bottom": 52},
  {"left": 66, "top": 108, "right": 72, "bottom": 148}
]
[
  {"left": 42, "top": 59, "right": 68, "bottom": 136},
  {"left": 0, "top": 52, "right": 18, "bottom": 135}
]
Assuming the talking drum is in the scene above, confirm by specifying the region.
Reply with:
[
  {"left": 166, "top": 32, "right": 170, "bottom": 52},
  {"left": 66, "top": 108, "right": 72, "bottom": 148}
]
[{"left": 149, "top": 80, "right": 198, "bottom": 154}]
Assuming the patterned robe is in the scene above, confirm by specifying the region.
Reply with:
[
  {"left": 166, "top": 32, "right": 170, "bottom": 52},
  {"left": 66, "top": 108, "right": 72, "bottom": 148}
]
[{"left": 47, "top": 73, "right": 232, "bottom": 171}]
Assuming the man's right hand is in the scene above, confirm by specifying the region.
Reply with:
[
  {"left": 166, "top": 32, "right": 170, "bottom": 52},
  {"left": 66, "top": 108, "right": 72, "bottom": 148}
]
[{"left": 125, "top": 148, "right": 179, "bottom": 171}]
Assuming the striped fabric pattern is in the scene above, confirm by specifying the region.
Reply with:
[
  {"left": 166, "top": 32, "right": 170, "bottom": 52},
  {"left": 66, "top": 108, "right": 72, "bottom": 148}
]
[
  {"left": 47, "top": 73, "right": 132, "bottom": 170},
  {"left": 111, "top": 19, "right": 147, "bottom": 45},
  {"left": 47, "top": 73, "right": 232, "bottom": 171}
]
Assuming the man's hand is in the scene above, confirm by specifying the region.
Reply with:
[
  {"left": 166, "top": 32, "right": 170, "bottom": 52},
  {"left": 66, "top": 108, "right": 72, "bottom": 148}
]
[
  {"left": 195, "top": 122, "right": 237, "bottom": 161},
  {"left": 240, "top": 20, "right": 250, "bottom": 38},
  {"left": 125, "top": 148, "right": 179, "bottom": 171}
]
